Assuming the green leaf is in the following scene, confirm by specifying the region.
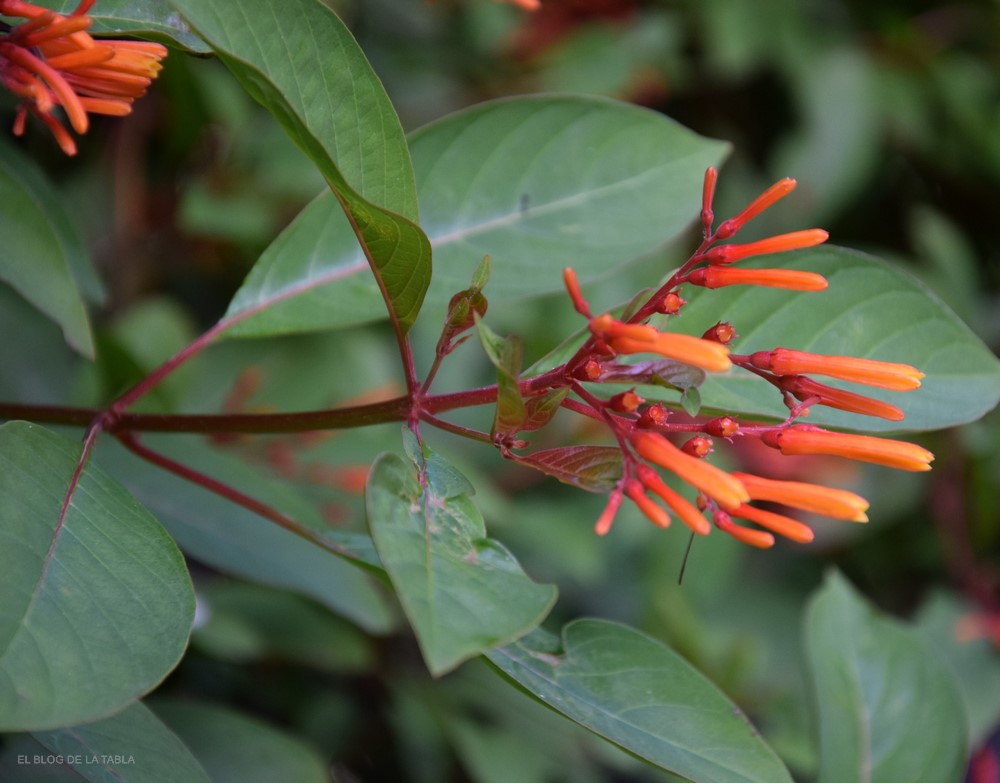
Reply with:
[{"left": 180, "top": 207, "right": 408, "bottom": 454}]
[
  {"left": 192, "top": 581, "right": 374, "bottom": 673},
  {"left": 0, "top": 141, "right": 95, "bottom": 358},
  {"left": 24, "top": 702, "right": 212, "bottom": 783},
  {"left": 487, "top": 619, "right": 793, "bottom": 783},
  {"left": 680, "top": 385, "right": 702, "bottom": 416},
  {"left": 221, "top": 95, "right": 728, "bottom": 337},
  {"left": 476, "top": 318, "right": 527, "bottom": 440},
  {"left": 154, "top": 701, "right": 329, "bottom": 783},
  {"left": 804, "top": 571, "right": 967, "bottom": 783},
  {"left": 29, "top": 0, "right": 209, "bottom": 52},
  {"left": 0, "top": 423, "right": 194, "bottom": 731},
  {"left": 514, "top": 446, "right": 623, "bottom": 493},
  {"left": 98, "top": 436, "right": 393, "bottom": 635},
  {"left": 522, "top": 388, "right": 570, "bottom": 432},
  {"left": 680, "top": 246, "right": 1000, "bottom": 431},
  {"left": 366, "top": 437, "right": 556, "bottom": 676},
  {"left": 915, "top": 590, "right": 1000, "bottom": 747},
  {"left": 414, "top": 96, "right": 726, "bottom": 309},
  {"left": 173, "top": 0, "right": 431, "bottom": 335}
]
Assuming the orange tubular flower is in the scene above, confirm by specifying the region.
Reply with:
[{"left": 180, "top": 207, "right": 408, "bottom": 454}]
[
  {"left": 713, "top": 511, "right": 775, "bottom": 548},
  {"left": 589, "top": 314, "right": 732, "bottom": 372},
  {"left": 752, "top": 348, "right": 924, "bottom": 392},
  {"left": 632, "top": 431, "right": 749, "bottom": 511},
  {"left": 636, "top": 465, "right": 711, "bottom": 535},
  {"left": 0, "top": 0, "right": 167, "bottom": 155},
  {"left": 563, "top": 267, "right": 590, "bottom": 316},
  {"left": 625, "top": 480, "right": 671, "bottom": 529},
  {"left": 763, "top": 425, "right": 934, "bottom": 471},
  {"left": 716, "top": 178, "right": 797, "bottom": 239},
  {"left": 780, "top": 376, "right": 906, "bottom": 421},
  {"left": 593, "top": 490, "right": 624, "bottom": 536},
  {"left": 704, "top": 229, "right": 828, "bottom": 264},
  {"left": 731, "top": 472, "right": 869, "bottom": 522},
  {"left": 688, "top": 266, "right": 829, "bottom": 292},
  {"left": 729, "top": 504, "right": 815, "bottom": 543}
]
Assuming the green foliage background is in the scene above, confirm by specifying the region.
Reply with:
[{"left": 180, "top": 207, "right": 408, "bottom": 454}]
[{"left": 1, "top": 0, "right": 999, "bottom": 781}]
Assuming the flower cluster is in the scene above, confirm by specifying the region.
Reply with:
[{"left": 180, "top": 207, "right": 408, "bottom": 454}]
[
  {"left": 555, "top": 168, "right": 932, "bottom": 548},
  {"left": 0, "top": 0, "right": 167, "bottom": 155}
]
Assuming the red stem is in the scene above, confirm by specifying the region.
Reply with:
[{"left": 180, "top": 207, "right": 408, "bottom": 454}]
[
  {"left": 112, "top": 320, "right": 227, "bottom": 411},
  {"left": 115, "top": 432, "right": 376, "bottom": 569}
]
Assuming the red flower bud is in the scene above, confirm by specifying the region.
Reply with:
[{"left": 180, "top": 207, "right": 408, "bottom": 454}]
[
  {"left": 704, "top": 416, "right": 739, "bottom": 438},
  {"left": 637, "top": 403, "right": 669, "bottom": 429},
  {"left": 655, "top": 292, "right": 686, "bottom": 315},
  {"left": 702, "top": 321, "right": 737, "bottom": 345},
  {"left": 573, "top": 359, "right": 603, "bottom": 382},
  {"left": 681, "top": 436, "right": 713, "bottom": 458},
  {"left": 609, "top": 389, "right": 643, "bottom": 413}
]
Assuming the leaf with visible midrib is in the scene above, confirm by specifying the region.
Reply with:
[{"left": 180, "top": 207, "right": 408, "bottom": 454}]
[
  {"left": 487, "top": 619, "right": 794, "bottom": 783},
  {"left": 99, "top": 435, "right": 393, "bottom": 635},
  {"left": 29, "top": 701, "right": 212, "bottom": 783},
  {"left": 0, "top": 422, "right": 194, "bottom": 731},
  {"left": 171, "top": 0, "right": 431, "bottom": 335},
  {"left": 219, "top": 95, "right": 728, "bottom": 339},
  {"left": 804, "top": 572, "right": 966, "bottom": 783},
  {"left": 679, "top": 247, "right": 1000, "bottom": 431},
  {"left": 35, "top": 0, "right": 209, "bottom": 51},
  {"left": 515, "top": 446, "right": 622, "bottom": 492},
  {"left": 366, "top": 435, "right": 556, "bottom": 676}
]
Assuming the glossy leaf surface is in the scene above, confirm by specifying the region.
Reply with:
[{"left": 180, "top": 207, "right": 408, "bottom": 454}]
[
  {"left": 367, "top": 435, "right": 556, "bottom": 675},
  {"left": 804, "top": 571, "right": 966, "bottom": 783},
  {"left": 681, "top": 247, "right": 1000, "bottom": 431},
  {"left": 487, "top": 619, "right": 793, "bottom": 783},
  {"left": 173, "top": 0, "right": 431, "bottom": 335},
  {"left": 221, "top": 96, "right": 728, "bottom": 337},
  {"left": 0, "top": 423, "right": 193, "bottom": 731}
]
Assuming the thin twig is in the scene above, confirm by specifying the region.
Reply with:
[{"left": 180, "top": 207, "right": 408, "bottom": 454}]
[{"left": 115, "top": 432, "right": 378, "bottom": 571}]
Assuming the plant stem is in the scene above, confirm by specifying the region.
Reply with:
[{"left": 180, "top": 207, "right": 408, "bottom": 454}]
[
  {"left": 115, "top": 431, "right": 375, "bottom": 569},
  {"left": 112, "top": 320, "right": 227, "bottom": 411},
  {"left": 418, "top": 413, "right": 493, "bottom": 444},
  {"left": 0, "top": 342, "right": 580, "bottom": 437}
]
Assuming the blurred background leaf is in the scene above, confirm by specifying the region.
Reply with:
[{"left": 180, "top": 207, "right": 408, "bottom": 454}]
[{"left": 1, "top": 0, "right": 998, "bottom": 779}]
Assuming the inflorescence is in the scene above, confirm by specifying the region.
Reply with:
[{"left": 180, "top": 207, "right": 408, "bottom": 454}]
[
  {"left": 0, "top": 0, "right": 166, "bottom": 155},
  {"left": 545, "top": 167, "right": 932, "bottom": 548}
]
